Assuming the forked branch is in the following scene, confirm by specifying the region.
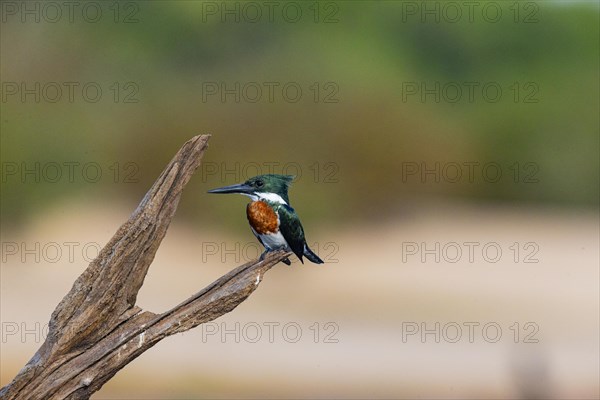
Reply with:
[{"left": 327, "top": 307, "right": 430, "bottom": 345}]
[{"left": 0, "top": 134, "right": 290, "bottom": 400}]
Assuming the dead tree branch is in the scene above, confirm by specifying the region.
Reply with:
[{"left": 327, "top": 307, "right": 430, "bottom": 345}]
[{"left": 0, "top": 134, "right": 291, "bottom": 400}]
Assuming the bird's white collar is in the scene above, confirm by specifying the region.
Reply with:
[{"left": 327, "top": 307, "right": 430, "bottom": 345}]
[{"left": 242, "top": 192, "right": 287, "bottom": 205}]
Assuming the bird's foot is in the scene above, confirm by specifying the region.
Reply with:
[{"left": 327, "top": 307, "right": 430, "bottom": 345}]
[
  {"left": 260, "top": 249, "right": 292, "bottom": 266},
  {"left": 259, "top": 250, "right": 268, "bottom": 261},
  {"left": 275, "top": 245, "right": 291, "bottom": 265}
]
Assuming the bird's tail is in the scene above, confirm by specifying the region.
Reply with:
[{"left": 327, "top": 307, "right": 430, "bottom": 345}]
[{"left": 303, "top": 244, "right": 324, "bottom": 264}]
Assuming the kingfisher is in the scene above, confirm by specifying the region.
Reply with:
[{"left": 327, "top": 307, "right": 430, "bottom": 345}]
[{"left": 207, "top": 174, "right": 324, "bottom": 265}]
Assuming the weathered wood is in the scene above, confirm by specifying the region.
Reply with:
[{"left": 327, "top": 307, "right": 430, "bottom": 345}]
[{"left": 0, "top": 135, "right": 291, "bottom": 400}]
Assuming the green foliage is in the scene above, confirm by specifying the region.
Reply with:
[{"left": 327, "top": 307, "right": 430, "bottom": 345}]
[{"left": 1, "top": 1, "right": 598, "bottom": 226}]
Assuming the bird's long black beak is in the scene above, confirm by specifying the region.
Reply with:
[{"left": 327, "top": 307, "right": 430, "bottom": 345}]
[{"left": 207, "top": 183, "right": 254, "bottom": 195}]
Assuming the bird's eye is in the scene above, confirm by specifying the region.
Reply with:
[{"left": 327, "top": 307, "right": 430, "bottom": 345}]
[{"left": 256, "top": 180, "right": 264, "bottom": 187}]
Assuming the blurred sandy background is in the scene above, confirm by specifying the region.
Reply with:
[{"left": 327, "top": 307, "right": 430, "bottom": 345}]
[{"left": 1, "top": 1, "right": 599, "bottom": 399}]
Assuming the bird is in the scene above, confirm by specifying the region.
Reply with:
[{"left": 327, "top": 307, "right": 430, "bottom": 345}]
[{"left": 207, "top": 174, "right": 324, "bottom": 265}]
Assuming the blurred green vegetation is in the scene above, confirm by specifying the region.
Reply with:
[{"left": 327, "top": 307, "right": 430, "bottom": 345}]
[{"left": 1, "top": 1, "right": 598, "bottom": 228}]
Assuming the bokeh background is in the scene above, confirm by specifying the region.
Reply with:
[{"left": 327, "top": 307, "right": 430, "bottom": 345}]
[{"left": 1, "top": 1, "right": 598, "bottom": 398}]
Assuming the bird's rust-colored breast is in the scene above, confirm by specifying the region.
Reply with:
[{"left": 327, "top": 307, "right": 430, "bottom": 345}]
[{"left": 246, "top": 201, "right": 279, "bottom": 234}]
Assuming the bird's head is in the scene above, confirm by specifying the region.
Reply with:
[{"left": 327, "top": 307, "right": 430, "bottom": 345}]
[{"left": 207, "top": 174, "right": 294, "bottom": 204}]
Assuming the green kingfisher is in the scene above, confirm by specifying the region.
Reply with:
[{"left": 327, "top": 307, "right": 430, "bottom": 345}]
[{"left": 207, "top": 174, "right": 324, "bottom": 265}]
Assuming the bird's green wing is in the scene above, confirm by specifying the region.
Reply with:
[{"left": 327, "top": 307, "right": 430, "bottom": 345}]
[{"left": 278, "top": 204, "right": 306, "bottom": 263}]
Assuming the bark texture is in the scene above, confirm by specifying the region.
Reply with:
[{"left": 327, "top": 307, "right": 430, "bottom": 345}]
[{"left": 0, "top": 134, "right": 290, "bottom": 399}]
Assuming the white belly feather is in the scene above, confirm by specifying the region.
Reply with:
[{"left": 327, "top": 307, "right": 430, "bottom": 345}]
[{"left": 251, "top": 227, "right": 289, "bottom": 251}]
